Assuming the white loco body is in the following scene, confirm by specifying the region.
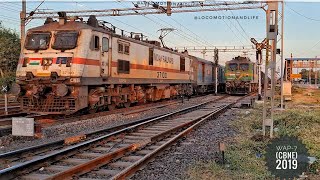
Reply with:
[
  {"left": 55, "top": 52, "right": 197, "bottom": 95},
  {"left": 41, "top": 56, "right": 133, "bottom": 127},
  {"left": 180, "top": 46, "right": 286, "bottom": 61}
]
[{"left": 15, "top": 16, "right": 213, "bottom": 114}]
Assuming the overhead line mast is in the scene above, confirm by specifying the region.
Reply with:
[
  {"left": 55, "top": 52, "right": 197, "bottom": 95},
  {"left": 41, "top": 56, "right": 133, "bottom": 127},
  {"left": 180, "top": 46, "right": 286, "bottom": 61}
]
[{"left": 25, "top": 1, "right": 266, "bottom": 19}]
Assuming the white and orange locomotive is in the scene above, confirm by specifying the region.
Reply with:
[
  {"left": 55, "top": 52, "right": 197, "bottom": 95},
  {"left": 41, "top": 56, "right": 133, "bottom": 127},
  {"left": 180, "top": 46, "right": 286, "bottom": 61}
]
[{"left": 15, "top": 14, "right": 224, "bottom": 115}]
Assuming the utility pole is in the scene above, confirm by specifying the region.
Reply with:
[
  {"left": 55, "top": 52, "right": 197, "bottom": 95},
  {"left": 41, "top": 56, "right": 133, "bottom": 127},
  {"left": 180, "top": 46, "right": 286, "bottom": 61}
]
[
  {"left": 309, "top": 62, "right": 311, "bottom": 84},
  {"left": 316, "top": 56, "right": 318, "bottom": 87},
  {"left": 263, "top": 1, "right": 279, "bottom": 138},
  {"left": 214, "top": 48, "right": 219, "bottom": 96},
  {"left": 280, "top": 1, "right": 284, "bottom": 109},
  {"left": 20, "top": 0, "right": 26, "bottom": 50}
]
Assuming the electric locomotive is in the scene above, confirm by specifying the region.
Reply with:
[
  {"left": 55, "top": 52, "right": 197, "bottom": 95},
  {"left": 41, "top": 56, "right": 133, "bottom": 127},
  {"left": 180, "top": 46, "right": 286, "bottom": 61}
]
[
  {"left": 225, "top": 56, "right": 258, "bottom": 94},
  {"left": 13, "top": 14, "right": 222, "bottom": 115}
]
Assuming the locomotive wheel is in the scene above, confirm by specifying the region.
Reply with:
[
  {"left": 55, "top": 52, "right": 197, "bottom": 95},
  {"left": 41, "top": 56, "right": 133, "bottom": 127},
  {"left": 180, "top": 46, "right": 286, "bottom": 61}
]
[
  {"left": 88, "top": 107, "right": 97, "bottom": 114},
  {"left": 124, "top": 101, "right": 131, "bottom": 108},
  {"left": 108, "top": 104, "right": 117, "bottom": 111}
]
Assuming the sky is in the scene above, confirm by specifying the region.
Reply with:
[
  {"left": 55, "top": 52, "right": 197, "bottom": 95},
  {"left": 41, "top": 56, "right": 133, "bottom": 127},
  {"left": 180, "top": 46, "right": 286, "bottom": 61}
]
[{"left": 0, "top": 0, "right": 320, "bottom": 68}]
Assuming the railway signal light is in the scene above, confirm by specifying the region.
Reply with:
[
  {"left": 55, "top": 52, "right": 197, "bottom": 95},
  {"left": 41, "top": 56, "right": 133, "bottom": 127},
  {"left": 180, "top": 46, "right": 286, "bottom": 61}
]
[{"left": 250, "top": 38, "right": 258, "bottom": 45}]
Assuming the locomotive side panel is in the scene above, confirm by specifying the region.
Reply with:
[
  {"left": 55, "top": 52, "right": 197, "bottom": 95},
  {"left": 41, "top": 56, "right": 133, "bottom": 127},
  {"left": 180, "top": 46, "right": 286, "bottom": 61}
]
[
  {"left": 109, "top": 37, "right": 191, "bottom": 83},
  {"left": 80, "top": 29, "right": 103, "bottom": 78}
]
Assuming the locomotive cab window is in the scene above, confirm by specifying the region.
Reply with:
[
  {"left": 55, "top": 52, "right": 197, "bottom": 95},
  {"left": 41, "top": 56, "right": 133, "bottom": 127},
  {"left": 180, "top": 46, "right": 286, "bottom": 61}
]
[
  {"left": 118, "top": 60, "right": 130, "bottom": 74},
  {"left": 102, "top": 37, "right": 109, "bottom": 52},
  {"left": 239, "top": 63, "right": 249, "bottom": 71},
  {"left": 52, "top": 31, "right": 78, "bottom": 50},
  {"left": 25, "top": 32, "right": 51, "bottom": 50},
  {"left": 180, "top": 57, "right": 185, "bottom": 72},
  {"left": 228, "top": 63, "right": 238, "bottom": 71}
]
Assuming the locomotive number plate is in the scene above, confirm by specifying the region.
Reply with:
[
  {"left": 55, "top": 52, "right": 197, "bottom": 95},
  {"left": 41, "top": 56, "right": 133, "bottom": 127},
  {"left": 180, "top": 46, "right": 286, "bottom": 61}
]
[{"left": 157, "top": 72, "right": 167, "bottom": 78}]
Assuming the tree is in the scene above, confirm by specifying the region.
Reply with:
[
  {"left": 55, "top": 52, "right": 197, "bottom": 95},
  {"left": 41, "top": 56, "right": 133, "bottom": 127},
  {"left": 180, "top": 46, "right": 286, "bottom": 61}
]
[
  {"left": 0, "top": 22, "right": 20, "bottom": 89},
  {"left": 0, "top": 22, "right": 20, "bottom": 73}
]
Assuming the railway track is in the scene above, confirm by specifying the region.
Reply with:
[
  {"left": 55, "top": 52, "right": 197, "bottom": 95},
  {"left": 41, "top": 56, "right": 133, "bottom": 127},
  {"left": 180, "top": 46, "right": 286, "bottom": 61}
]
[
  {"left": 0, "top": 94, "right": 251, "bottom": 180},
  {"left": 0, "top": 93, "right": 212, "bottom": 137},
  {"left": 0, "top": 96, "right": 23, "bottom": 119},
  {"left": 0, "top": 106, "right": 21, "bottom": 116},
  {"left": 0, "top": 97, "right": 183, "bottom": 137}
]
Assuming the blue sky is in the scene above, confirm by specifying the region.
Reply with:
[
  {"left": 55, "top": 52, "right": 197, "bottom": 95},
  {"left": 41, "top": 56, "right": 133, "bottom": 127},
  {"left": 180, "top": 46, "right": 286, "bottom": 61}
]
[{"left": 1, "top": 0, "right": 320, "bottom": 66}]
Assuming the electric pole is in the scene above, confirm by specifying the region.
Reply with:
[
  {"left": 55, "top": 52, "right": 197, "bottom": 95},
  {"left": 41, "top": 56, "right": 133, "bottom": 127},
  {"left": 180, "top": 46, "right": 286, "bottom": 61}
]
[
  {"left": 280, "top": 1, "right": 285, "bottom": 109},
  {"left": 214, "top": 48, "right": 219, "bottom": 96},
  {"left": 263, "top": 1, "right": 279, "bottom": 138},
  {"left": 20, "top": 0, "right": 26, "bottom": 50}
]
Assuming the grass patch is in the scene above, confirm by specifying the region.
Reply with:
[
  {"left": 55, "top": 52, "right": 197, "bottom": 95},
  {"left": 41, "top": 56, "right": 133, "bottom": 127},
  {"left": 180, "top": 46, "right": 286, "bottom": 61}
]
[
  {"left": 187, "top": 104, "right": 320, "bottom": 179},
  {"left": 274, "top": 109, "right": 320, "bottom": 159},
  {"left": 187, "top": 107, "right": 273, "bottom": 180}
]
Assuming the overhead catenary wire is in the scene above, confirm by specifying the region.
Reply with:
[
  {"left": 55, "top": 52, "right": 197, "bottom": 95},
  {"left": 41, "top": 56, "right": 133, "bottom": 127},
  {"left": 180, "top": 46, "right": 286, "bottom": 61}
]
[
  {"left": 286, "top": 3, "right": 320, "bottom": 22},
  {"left": 125, "top": 1, "right": 234, "bottom": 60},
  {"left": 119, "top": 1, "right": 204, "bottom": 46},
  {"left": 70, "top": 1, "right": 182, "bottom": 47},
  {"left": 115, "top": 1, "right": 206, "bottom": 47}
]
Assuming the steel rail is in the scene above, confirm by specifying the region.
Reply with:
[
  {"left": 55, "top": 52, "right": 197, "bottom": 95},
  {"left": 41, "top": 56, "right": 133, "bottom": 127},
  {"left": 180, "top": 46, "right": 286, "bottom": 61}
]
[
  {"left": 44, "top": 94, "right": 248, "bottom": 179},
  {"left": 0, "top": 96, "right": 185, "bottom": 137},
  {"left": 113, "top": 105, "right": 230, "bottom": 180},
  {"left": 0, "top": 95, "right": 215, "bottom": 158},
  {"left": 45, "top": 105, "right": 228, "bottom": 180},
  {"left": 0, "top": 96, "right": 227, "bottom": 179},
  {"left": 112, "top": 95, "right": 250, "bottom": 179}
]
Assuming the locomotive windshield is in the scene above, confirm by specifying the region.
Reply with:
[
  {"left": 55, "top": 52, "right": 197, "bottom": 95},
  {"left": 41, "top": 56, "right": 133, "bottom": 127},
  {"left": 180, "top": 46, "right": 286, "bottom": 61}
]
[
  {"left": 52, "top": 31, "right": 78, "bottom": 50},
  {"left": 239, "top": 63, "right": 249, "bottom": 71},
  {"left": 228, "top": 63, "right": 238, "bottom": 71},
  {"left": 25, "top": 32, "right": 51, "bottom": 50}
]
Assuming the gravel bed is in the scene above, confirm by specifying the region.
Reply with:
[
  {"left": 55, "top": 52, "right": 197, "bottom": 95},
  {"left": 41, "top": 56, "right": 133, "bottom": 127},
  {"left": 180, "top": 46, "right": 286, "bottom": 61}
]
[
  {"left": 0, "top": 94, "right": 222, "bottom": 153},
  {"left": 131, "top": 98, "right": 251, "bottom": 180}
]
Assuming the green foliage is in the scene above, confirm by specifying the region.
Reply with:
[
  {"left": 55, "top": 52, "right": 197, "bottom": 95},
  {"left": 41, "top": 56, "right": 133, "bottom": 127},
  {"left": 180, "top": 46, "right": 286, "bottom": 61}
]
[
  {"left": 0, "top": 22, "right": 20, "bottom": 88},
  {"left": 0, "top": 22, "right": 20, "bottom": 73}
]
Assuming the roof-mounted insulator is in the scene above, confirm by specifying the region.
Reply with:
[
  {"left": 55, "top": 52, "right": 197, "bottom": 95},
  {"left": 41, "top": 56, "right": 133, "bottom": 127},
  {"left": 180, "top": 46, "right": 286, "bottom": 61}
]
[
  {"left": 44, "top": 17, "right": 54, "bottom": 25},
  {"left": 87, "top": 15, "right": 99, "bottom": 28},
  {"left": 58, "top": 11, "right": 67, "bottom": 25}
]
